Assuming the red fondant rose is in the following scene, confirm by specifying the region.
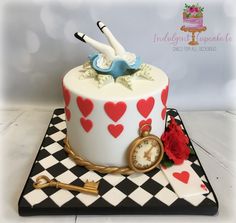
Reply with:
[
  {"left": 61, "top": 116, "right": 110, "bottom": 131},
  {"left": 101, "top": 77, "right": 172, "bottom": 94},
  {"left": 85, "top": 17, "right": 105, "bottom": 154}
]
[{"left": 161, "top": 117, "right": 190, "bottom": 165}]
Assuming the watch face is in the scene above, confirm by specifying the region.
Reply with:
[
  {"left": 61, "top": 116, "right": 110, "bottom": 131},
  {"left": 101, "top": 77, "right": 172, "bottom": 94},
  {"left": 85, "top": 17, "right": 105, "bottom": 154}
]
[{"left": 129, "top": 135, "right": 164, "bottom": 173}]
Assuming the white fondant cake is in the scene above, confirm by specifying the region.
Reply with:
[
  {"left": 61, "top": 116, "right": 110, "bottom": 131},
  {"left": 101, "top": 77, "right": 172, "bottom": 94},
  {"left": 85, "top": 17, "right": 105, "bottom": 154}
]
[{"left": 63, "top": 64, "right": 168, "bottom": 167}]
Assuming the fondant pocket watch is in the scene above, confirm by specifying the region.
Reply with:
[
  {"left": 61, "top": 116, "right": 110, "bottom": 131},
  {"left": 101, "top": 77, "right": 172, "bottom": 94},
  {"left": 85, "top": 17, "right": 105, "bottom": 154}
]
[{"left": 127, "top": 124, "right": 164, "bottom": 173}]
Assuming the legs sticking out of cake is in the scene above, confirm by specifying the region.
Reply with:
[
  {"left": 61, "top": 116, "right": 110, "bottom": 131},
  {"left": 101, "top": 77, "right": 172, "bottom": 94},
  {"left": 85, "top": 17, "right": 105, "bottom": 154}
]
[{"left": 74, "top": 21, "right": 126, "bottom": 61}]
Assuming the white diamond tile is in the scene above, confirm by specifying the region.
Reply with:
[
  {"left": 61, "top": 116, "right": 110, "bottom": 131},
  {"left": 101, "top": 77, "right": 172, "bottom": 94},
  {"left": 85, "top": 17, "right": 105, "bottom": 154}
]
[
  {"left": 54, "top": 121, "right": 66, "bottom": 130},
  {"left": 50, "top": 189, "right": 74, "bottom": 207},
  {"left": 60, "top": 157, "right": 76, "bottom": 169},
  {"left": 128, "top": 173, "right": 149, "bottom": 186},
  {"left": 39, "top": 155, "right": 59, "bottom": 169},
  {"left": 103, "top": 174, "right": 125, "bottom": 186},
  {"left": 194, "top": 160, "right": 200, "bottom": 166},
  {"left": 50, "top": 131, "right": 66, "bottom": 142},
  {"left": 56, "top": 170, "right": 77, "bottom": 184},
  {"left": 152, "top": 171, "right": 169, "bottom": 186},
  {"left": 175, "top": 116, "right": 181, "bottom": 121},
  {"left": 155, "top": 188, "right": 178, "bottom": 206},
  {"left": 31, "top": 170, "right": 53, "bottom": 182},
  {"left": 207, "top": 192, "right": 216, "bottom": 202},
  {"left": 80, "top": 171, "right": 102, "bottom": 183},
  {"left": 58, "top": 113, "right": 65, "bottom": 120},
  {"left": 24, "top": 189, "right": 48, "bottom": 206},
  {"left": 76, "top": 193, "right": 100, "bottom": 206},
  {"left": 103, "top": 187, "right": 126, "bottom": 206},
  {"left": 201, "top": 175, "right": 207, "bottom": 182},
  {"left": 44, "top": 142, "right": 62, "bottom": 154},
  {"left": 129, "top": 187, "right": 152, "bottom": 206},
  {"left": 166, "top": 115, "right": 171, "bottom": 123},
  {"left": 184, "top": 194, "right": 205, "bottom": 206}
]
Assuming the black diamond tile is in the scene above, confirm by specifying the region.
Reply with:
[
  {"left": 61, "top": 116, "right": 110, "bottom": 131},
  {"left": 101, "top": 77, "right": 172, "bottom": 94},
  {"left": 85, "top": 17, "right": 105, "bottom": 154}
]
[
  {"left": 51, "top": 117, "right": 63, "bottom": 125},
  {"left": 90, "top": 197, "right": 112, "bottom": 208},
  {"left": 191, "top": 163, "right": 205, "bottom": 177},
  {"left": 188, "top": 154, "right": 197, "bottom": 162},
  {"left": 37, "top": 149, "right": 51, "bottom": 161},
  {"left": 57, "top": 139, "right": 65, "bottom": 147},
  {"left": 54, "top": 109, "right": 65, "bottom": 116},
  {"left": 69, "top": 166, "right": 89, "bottom": 178},
  {"left": 141, "top": 179, "right": 163, "bottom": 195},
  {"left": 62, "top": 197, "right": 86, "bottom": 208},
  {"left": 47, "top": 126, "right": 60, "bottom": 135},
  {"left": 42, "top": 187, "right": 60, "bottom": 197},
  {"left": 30, "top": 162, "right": 44, "bottom": 176},
  {"left": 22, "top": 178, "right": 35, "bottom": 195},
  {"left": 117, "top": 197, "right": 140, "bottom": 208},
  {"left": 53, "top": 150, "right": 68, "bottom": 161},
  {"left": 116, "top": 179, "right": 139, "bottom": 195},
  {"left": 166, "top": 183, "right": 175, "bottom": 192},
  {"left": 47, "top": 163, "right": 68, "bottom": 177},
  {"left": 98, "top": 179, "right": 113, "bottom": 196},
  {"left": 145, "top": 168, "right": 160, "bottom": 178},
  {"left": 42, "top": 137, "right": 54, "bottom": 147},
  {"left": 34, "top": 197, "right": 58, "bottom": 208},
  {"left": 145, "top": 196, "right": 168, "bottom": 208},
  {"left": 62, "top": 128, "right": 67, "bottom": 135},
  {"left": 69, "top": 178, "right": 86, "bottom": 196}
]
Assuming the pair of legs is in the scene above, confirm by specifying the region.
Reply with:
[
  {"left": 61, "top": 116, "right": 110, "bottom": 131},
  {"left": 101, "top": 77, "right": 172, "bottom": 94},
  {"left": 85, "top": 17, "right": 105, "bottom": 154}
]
[{"left": 74, "top": 21, "right": 125, "bottom": 60}]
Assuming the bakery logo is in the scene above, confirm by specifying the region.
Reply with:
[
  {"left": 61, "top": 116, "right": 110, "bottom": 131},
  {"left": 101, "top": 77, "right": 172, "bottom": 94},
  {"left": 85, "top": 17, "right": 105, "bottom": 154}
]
[
  {"left": 153, "top": 3, "right": 232, "bottom": 52},
  {"left": 180, "top": 3, "right": 206, "bottom": 46}
]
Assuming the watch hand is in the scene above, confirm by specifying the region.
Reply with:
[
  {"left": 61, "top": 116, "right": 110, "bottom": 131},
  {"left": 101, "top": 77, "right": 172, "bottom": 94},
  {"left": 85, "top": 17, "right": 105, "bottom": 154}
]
[
  {"left": 144, "top": 141, "right": 158, "bottom": 161},
  {"left": 144, "top": 146, "right": 154, "bottom": 161}
]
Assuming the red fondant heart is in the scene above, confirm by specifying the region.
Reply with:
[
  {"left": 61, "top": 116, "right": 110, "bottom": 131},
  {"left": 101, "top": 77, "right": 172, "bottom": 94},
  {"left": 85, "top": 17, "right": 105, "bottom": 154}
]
[
  {"left": 137, "top": 97, "right": 155, "bottom": 118},
  {"left": 139, "top": 118, "right": 152, "bottom": 132},
  {"left": 108, "top": 124, "right": 124, "bottom": 138},
  {"left": 161, "top": 85, "right": 169, "bottom": 106},
  {"left": 161, "top": 106, "right": 167, "bottom": 120},
  {"left": 62, "top": 84, "right": 71, "bottom": 107},
  {"left": 104, "top": 101, "right": 127, "bottom": 122},
  {"left": 77, "top": 96, "right": 94, "bottom": 117},
  {"left": 80, "top": 117, "right": 93, "bottom": 132},
  {"left": 173, "top": 171, "right": 190, "bottom": 184},
  {"left": 65, "top": 107, "right": 71, "bottom": 121}
]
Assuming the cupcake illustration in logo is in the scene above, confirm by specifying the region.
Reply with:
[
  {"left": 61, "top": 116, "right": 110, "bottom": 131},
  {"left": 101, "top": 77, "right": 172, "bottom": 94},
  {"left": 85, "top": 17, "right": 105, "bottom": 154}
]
[{"left": 181, "top": 3, "right": 207, "bottom": 45}]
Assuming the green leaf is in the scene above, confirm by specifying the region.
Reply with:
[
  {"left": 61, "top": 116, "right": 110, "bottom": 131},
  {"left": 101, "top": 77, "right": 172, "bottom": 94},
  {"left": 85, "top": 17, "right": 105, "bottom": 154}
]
[
  {"left": 190, "top": 146, "right": 195, "bottom": 155},
  {"left": 161, "top": 153, "right": 174, "bottom": 168},
  {"left": 162, "top": 160, "right": 174, "bottom": 168}
]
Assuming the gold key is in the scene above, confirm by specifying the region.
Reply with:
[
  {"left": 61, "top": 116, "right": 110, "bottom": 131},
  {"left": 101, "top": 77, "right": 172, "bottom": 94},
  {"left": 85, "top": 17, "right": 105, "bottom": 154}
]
[{"left": 33, "top": 175, "right": 99, "bottom": 195}]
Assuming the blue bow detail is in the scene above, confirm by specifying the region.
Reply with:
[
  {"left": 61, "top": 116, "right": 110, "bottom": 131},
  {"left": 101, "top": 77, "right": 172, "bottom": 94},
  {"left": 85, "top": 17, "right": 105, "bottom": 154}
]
[{"left": 89, "top": 53, "right": 141, "bottom": 79}]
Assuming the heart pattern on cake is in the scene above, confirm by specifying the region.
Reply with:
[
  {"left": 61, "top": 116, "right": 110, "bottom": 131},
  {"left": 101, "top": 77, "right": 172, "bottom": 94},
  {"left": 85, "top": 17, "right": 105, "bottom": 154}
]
[
  {"left": 173, "top": 171, "right": 190, "bottom": 184},
  {"left": 137, "top": 97, "right": 155, "bottom": 118},
  {"left": 77, "top": 96, "right": 94, "bottom": 117},
  {"left": 139, "top": 118, "right": 152, "bottom": 132},
  {"left": 80, "top": 117, "right": 93, "bottom": 132},
  {"left": 62, "top": 84, "right": 71, "bottom": 107},
  {"left": 65, "top": 107, "right": 71, "bottom": 121},
  {"left": 104, "top": 101, "right": 127, "bottom": 122},
  {"left": 108, "top": 124, "right": 124, "bottom": 138},
  {"left": 161, "top": 85, "right": 169, "bottom": 106},
  {"left": 161, "top": 85, "right": 169, "bottom": 120},
  {"left": 161, "top": 107, "right": 167, "bottom": 121}
]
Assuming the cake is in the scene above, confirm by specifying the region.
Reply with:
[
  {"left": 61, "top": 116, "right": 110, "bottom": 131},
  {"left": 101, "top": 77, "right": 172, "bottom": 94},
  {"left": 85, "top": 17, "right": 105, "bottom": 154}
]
[
  {"left": 62, "top": 21, "right": 169, "bottom": 173},
  {"left": 183, "top": 3, "right": 204, "bottom": 29}
]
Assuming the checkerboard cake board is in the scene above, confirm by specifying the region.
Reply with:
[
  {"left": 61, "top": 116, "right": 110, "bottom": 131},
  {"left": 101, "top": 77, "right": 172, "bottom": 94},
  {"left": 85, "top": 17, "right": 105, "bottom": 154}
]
[{"left": 18, "top": 108, "right": 218, "bottom": 216}]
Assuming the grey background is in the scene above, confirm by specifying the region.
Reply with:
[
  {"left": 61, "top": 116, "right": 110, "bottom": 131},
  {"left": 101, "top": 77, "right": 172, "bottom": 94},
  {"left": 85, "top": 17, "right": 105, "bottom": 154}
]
[{"left": 0, "top": 0, "right": 235, "bottom": 110}]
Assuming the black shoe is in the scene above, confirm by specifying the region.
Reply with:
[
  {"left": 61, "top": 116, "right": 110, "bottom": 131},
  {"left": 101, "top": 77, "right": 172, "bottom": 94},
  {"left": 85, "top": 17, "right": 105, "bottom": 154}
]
[
  {"left": 74, "top": 32, "right": 86, "bottom": 42},
  {"left": 97, "top": 21, "right": 106, "bottom": 33}
]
